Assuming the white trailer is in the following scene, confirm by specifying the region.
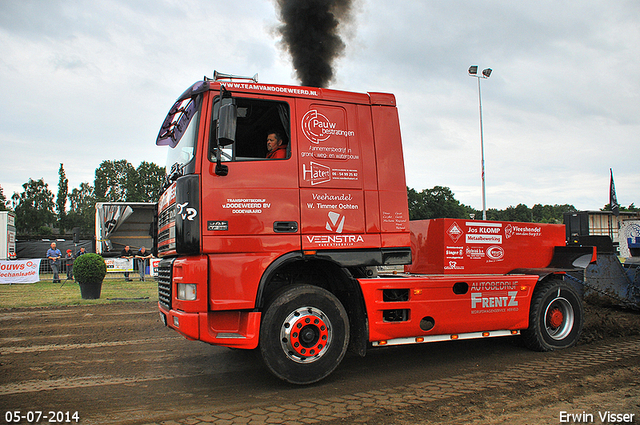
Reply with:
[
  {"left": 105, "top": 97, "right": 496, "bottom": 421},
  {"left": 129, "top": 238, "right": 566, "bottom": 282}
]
[
  {"left": 0, "top": 211, "right": 17, "bottom": 260},
  {"left": 95, "top": 202, "right": 156, "bottom": 255}
]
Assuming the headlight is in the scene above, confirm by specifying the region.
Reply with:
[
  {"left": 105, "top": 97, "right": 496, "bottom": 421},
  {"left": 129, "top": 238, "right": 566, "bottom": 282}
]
[{"left": 177, "top": 283, "right": 197, "bottom": 300}]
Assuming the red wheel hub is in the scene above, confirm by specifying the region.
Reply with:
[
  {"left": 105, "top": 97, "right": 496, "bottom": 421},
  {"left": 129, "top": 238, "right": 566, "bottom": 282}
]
[
  {"left": 288, "top": 314, "right": 329, "bottom": 357},
  {"left": 548, "top": 307, "right": 564, "bottom": 329}
]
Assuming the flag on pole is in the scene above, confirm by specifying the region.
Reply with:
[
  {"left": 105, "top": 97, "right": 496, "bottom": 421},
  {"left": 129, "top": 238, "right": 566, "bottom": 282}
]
[{"left": 610, "top": 168, "right": 619, "bottom": 217}]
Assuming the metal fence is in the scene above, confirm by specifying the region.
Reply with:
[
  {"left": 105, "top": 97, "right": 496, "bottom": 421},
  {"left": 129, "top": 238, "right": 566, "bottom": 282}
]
[{"left": 38, "top": 258, "right": 157, "bottom": 282}]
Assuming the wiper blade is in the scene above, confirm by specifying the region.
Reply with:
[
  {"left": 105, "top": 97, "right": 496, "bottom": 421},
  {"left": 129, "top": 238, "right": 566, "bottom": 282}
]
[{"left": 163, "top": 162, "right": 184, "bottom": 190}]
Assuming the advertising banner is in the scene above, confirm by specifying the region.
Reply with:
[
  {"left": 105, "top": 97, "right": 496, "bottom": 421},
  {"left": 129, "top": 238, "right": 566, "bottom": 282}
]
[
  {"left": 151, "top": 258, "right": 160, "bottom": 277},
  {"left": 104, "top": 258, "right": 134, "bottom": 272},
  {"left": 0, "top": 259, "right": 41, "bottom": 284}
]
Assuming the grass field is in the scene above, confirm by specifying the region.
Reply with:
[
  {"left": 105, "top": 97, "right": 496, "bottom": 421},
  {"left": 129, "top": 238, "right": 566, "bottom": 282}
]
[{"left": 0, "top": 278, "right": 158, "bottom": 309}]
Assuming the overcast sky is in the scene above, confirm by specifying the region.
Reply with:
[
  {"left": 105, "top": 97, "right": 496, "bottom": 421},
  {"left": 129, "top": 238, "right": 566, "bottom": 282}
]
[{"left": 1, "top": 0, "right": 638, "bottom": 212}]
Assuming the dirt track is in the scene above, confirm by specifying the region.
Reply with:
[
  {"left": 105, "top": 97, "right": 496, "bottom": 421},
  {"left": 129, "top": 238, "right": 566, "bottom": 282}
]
[{"left": 0, "top": 301, "right": 639, "bottom": 425}]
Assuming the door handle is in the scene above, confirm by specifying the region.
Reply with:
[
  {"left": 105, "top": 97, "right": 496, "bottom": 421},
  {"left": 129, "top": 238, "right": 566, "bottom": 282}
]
[{"left": 273, "top": 221, "right": 298, "bottom": 233}]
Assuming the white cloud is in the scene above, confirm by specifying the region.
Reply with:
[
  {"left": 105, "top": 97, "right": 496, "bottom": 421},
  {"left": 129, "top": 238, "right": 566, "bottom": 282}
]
[{"left": 0, "top": 0, "right": 638, "bottom": 212}]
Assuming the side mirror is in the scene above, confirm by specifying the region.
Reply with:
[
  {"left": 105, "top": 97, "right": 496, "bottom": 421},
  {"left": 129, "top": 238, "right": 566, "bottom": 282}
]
[
  {"left": 218, "top": 102, "right": 237, "bottom": 146},
  {"left": 215, "top": 162, "right": 228, "bottom": 176}
]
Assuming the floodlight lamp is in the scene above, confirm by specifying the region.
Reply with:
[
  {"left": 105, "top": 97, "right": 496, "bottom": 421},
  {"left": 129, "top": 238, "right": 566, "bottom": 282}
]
[
  {"left": 468, "top": 65, "right": 478, "bottom": 75},
  {"left": 482, "top": 68, "right": 492, "bottom": 78}
]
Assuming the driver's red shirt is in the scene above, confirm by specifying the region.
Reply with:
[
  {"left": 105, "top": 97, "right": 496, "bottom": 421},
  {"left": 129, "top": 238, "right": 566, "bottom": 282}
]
[{"left": 267, "top": 146, "right": 287, "bottom": 159}]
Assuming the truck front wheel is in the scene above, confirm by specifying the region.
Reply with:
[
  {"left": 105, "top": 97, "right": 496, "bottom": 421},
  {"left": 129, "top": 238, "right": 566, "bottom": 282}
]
[
  {"left": 522, "top": 280, "right": 583, "bottom": 351},
  {"left": 259, "top": 285, "right": 350, "bottom": 384}
]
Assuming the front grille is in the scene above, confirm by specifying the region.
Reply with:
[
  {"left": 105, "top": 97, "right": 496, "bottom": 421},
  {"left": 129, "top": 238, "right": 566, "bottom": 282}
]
[
  {"left": 158, "top": 204, "right": 176, "bottom": 254},
  {"left": 158, "top": 203, "right": 176, "bottom": 229},
  {"left": 158, "top": 259, "right": 174, "bottom": 310}
]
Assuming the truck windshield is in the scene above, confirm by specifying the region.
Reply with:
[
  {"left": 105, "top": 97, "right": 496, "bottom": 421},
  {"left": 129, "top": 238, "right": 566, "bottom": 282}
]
[{"left": 159, "top": 95, "right": 202, "bottom": 174}]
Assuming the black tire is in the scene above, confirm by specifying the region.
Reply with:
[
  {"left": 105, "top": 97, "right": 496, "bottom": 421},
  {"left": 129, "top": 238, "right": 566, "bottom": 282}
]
[
  {"left": 522, "top": 280, "right": 584, "bottom": 352},
  {"left": 259, "top": 285, "right": 350, "bottom": 384}
]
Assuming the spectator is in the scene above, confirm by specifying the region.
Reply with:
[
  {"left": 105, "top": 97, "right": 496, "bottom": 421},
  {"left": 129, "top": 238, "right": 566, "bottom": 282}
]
[
  {"left": 121, "top": 245, "right": 134, "bottom": 282},
  {"left": 135, "top": 246, "right": 153, "bottom": 281},
  {"left": 46, "top": 242, "right": 62, "bottom": 283},
  {"left": 76, "top": 247, "right": 86, "bottom": 257},
  {"left": 65, "top": 249, "right": 74, "bottom": 280}
]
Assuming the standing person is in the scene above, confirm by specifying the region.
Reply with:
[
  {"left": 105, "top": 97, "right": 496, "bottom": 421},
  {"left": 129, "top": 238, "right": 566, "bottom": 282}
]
[
  {"left": 46, "top": 242, "right": 62, "bottom": 283},
  {"left": 121, "top": 245, "right": 134, "bottom": 282},
  {"left": 135, "top": 246, "right": 153, "bottom": 281},
  {"left": 75, "top": 247, "right": 86, "bottom": 258},
  {"left": 65, "top": 249, "right": 74, "bottom": 280}
]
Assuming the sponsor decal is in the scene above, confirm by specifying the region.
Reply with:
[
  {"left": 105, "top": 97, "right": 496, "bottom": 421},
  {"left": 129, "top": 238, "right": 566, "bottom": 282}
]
[
  {"left": 301, "top": 110, "right": 355, "bottom": 144},
  {"left": 326, "top": 211, "right": 345, "bottom": 233},
  {"left": 466, "top": 246, "right": 485, "bottom": 259},
  {"left": 447, "top": 222, "right": 464, "bottom": 243},
  {"left": 466, "top": 234, "right": 502, "bottom": 244},
  {"left": 303, "top": 162, "right": 331, "bottom": 185},
  {"left": 446, "top": 246, "right": 464, "bottom": 259},
  {"left": 466, "top": 222, "right": 502, "bottom": 234},
  {"left": 306, "top": 193, "right": 360, "bottom": 211},
  {"left": 382, "top": 211, "right": 408, "bottom": 231},
  {"left": 470, "top": 280, "right": 519, "bottom": 314},
  {"left": 486, "top": 245, "right": 505, "bottom": 261},
  {"left": 471, "top": 291, "right": 519, "bottom": 313},
  {"left": 207, "top": 221, "right": 228, "bottom": 231},
  {"left": 306, "top": 234, "right": 365, "bottom": 247},
  {"left": 504, "top": 223, "right": 542, "bottom": 238},
  {"left": 223, "top": 82, "right": 319, "bottom": 97},
  {"left": 301, "top": 146, "right": 360, "bottom": 160},
  {"left": 471, "top": 280, "right": 518, "bottom": 292},
  {"left": 444, "top": 260, "right": 464, "bottom": 271},
  {"left": 305, "top": 210, "right": 365, "bottom": 247},
  {"left": 176, "top": 202, "right": 198, "bottom": 221},
  {"left": 221, "top": 198, "right": 272, "bottom": 214},
  {"left": 302, "top": 162, "right": 359, "bottom": 185}
]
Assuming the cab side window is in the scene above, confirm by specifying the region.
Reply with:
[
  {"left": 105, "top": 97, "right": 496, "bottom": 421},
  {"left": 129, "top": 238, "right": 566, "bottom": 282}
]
[{"left": 212, "top": 97, "right": 290, "bottom": 161}]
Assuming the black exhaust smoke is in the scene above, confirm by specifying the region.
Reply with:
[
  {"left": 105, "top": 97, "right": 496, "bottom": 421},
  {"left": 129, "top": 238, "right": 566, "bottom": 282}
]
[{"left": 275, "top": 0, "right": 354, "bottom": 88}]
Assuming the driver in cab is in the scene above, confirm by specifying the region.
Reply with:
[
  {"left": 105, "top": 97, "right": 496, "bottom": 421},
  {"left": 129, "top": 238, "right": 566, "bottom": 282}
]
[{"left": 266, "top": 132, "right": 287, "bottom": 159}]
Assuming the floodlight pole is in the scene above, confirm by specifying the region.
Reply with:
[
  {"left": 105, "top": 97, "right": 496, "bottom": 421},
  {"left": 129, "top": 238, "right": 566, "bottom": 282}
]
[{"left": 468, "top": 66, "right": 492, "bottom": 220}]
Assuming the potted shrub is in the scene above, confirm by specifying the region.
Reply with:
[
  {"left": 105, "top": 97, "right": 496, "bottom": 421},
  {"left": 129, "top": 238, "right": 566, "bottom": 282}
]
[{"left": 74, "top": 253, "right": 107, "bottom": 299}]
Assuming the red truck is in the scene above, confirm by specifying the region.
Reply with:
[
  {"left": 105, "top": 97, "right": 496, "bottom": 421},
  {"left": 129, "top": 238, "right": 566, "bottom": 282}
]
[{"left": 155, "top": 72, "right": 595, "bottom": 384}]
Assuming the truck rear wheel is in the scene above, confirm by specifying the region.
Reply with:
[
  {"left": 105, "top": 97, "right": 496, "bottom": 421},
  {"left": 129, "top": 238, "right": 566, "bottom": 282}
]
[
  {"left": 522, "top": 280, "right": 583, "bottom": 351},
  {"left": 259, "top": 285, "right": 350, "bottom": 384}
]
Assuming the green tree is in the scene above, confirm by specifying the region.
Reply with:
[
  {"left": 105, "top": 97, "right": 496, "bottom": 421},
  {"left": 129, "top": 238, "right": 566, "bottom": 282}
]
[
  {"left": 532, "top": 204, "right": 576, "bottom": 223},
  {"left": 130, "top": 161, "right": 166, "bottom": 202},
  {"left": 487, "top": 203, "right": 576, "bottom": 223},
  {"left": 12, "top": 178, "right": 55, "bottom": 234},
  {"left": 603, "top": 203, "right": 640, "bottom": 213},
  {"left": 94, "top": 160, "right": 136, "bottom": 202},
  {"left": 94, "top": 160, "right": 165, "bottom": 202},
  {"left": 56, "top": 163, "right": 69, "bottom": 233},
  {"left": 0, "top": 185, "right": 7, "bottom": 211},
  {"left": 488, "top": 204, "right": 532, "bottom": 222},
  {"left": 67, "top": 182, "right": 96, "bottom": 235},
  {"left": 407, "top": 186, "right": 475, "bottom": 220}
]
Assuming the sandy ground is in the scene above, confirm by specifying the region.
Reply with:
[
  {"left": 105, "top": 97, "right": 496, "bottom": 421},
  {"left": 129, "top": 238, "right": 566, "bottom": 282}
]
[{"left": 0, "top": 301, "right": 639, "bottom": 425}]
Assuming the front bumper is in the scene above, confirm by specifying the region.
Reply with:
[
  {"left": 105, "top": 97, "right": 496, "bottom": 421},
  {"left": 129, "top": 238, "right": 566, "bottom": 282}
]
[{"left": 158, "top": 303, "right": 261, "bottom": 349}]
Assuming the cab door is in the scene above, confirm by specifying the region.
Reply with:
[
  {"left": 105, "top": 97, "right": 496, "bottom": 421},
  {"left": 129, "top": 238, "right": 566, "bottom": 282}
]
[
  {"left": 200, "top": 94, "right": 300, "bottom": 309},
  {"left": 201, "top": 95, "right": 300, "bottom": 251}
]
